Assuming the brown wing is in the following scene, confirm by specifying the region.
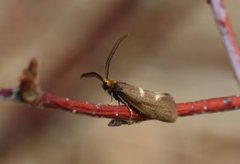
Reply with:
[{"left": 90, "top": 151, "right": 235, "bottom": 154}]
[{"left": 114, "top": 82, "right": 177, "bottom": 122}]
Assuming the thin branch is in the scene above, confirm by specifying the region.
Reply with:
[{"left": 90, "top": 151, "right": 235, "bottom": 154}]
[
  {"left": 208, "top": 0, "right": 240, "bottom": 83},
  {"left": 0, "top": 59, "right": 240, "bottom": 123},
  {"left": 1, "top": 88, "right": 240, "bottom": 121}
]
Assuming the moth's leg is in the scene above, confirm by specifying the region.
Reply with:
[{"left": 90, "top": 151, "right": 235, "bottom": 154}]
[
  {"left": 108, "top": 96, "right": 135, "bottom": 127},
  {"left": 110, "top": 93, "right": 114, "bottom": 102},
  {"left": 108, "top": 119, "right": 139, "bottom": 127},
  {"left": 116, "top": 95, "right": 133, "bottom": 120},
  {"left": 117, "top": 100, "right": 120, "bottom": 106}
]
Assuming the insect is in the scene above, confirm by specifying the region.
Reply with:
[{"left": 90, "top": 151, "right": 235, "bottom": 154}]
[{"left": 81, "top": 35, "right": 177, "bottom": 126}]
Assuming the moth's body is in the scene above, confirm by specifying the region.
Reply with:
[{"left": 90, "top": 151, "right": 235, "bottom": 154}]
[
  {"left": 108, "top": 81, "right": 177, "bottom": 122},
  {"left": 81, "top": 35, "right": 177, "bottom": 126}
]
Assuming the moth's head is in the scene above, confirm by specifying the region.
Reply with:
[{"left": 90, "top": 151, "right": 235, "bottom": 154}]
[
  {"left": 81, "top": 35, "right": 127, "bottom": 93},
  {"left": 81, "top": 72, "right": 116, "bottom": 93},
  {"left": 102, "top": 79, "right": 116, "bottom": 92}
]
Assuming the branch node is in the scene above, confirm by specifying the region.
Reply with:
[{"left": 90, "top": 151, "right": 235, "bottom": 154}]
[{"left": 19, "top": 58, "right": 40, "bottom": 105}]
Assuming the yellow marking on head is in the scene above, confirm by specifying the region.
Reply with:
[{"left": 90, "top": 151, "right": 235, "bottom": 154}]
[{"left": 104, "top": 79, "right": 116, "bottom": 89}]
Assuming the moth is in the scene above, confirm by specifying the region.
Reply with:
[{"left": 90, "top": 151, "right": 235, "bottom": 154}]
[{"left": 81, "top": 35, "right": 177, "bottom": 126}]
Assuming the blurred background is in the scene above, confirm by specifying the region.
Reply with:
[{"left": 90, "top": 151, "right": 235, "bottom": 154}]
[{"left": 0, "top": 0, "right": 240, "bottom": 164}]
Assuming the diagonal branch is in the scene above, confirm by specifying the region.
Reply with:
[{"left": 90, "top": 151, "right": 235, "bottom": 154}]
[{"left": 208, "top": 0, "right": 240, "bottom": 84}]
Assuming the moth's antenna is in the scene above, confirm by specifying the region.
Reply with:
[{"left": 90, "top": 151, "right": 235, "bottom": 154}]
[
  {"left": 81, "top": 72, "right": 105, "bottom": 83},
  {"left": 105, "top": 35, "right": 128, "bottom": 79}
]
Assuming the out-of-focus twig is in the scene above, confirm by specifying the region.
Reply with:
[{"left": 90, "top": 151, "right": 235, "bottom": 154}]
[{"left": 208, "top": 0, "right": 240, "bottom": 84}]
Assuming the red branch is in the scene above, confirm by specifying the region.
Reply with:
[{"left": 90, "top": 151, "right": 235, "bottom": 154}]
[
  {"left": 1, "top": 87, "right": 240, "bottom": 122},
  {"left": 0, "top": 58, "right": 239, "bottom": 122},
  {"left": 37, "top": 94, "right": 240, "bottom": 118}
]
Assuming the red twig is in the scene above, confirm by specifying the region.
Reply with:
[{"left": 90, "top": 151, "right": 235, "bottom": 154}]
[
  {"left": 0, "top": 59, "right": 240, "bottom": 123},
  {"left": 1, "top": 87, "right": 240, "bottom": 121},
  {"left": 177, "top": 95, "right": 240, "bottom": 116},
  {"left": 208, "top": 0, "right": 240, "bottom": 83}
]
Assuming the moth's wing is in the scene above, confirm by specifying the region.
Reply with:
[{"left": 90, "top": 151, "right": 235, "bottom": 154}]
[{"left": 114, "top": 82, "right": 177, "bottom": 122}]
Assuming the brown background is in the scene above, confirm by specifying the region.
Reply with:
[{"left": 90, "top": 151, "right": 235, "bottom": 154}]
[{"left": 0, "top": 0, "right": 239, "bottom": 164}]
